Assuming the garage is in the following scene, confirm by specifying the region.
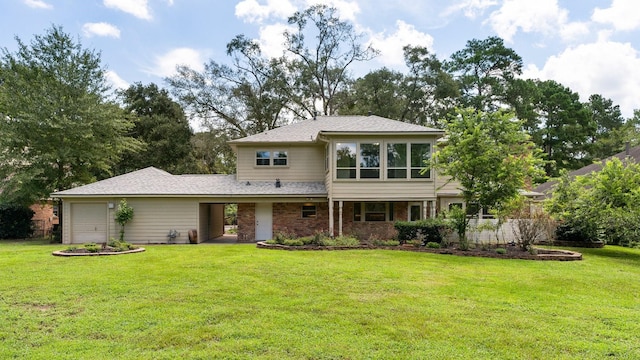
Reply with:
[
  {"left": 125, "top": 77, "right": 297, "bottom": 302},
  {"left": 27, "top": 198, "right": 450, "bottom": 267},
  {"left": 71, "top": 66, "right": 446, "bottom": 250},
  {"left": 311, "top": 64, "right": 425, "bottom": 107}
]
[{"left": 71, "top": 203, "right": 107, "bottom": 243}]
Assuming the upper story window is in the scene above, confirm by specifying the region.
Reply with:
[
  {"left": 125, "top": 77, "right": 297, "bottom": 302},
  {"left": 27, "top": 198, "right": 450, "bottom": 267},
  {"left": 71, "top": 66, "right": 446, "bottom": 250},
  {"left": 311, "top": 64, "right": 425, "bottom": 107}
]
[
  {"left": 256, "top": 150, "right": 288, "bottom": 167},
  {"left": 338, "top": 141, "right": 431, "bottom": 180},
  {"left": 359, "top": 143, "right": 380, "bottom": 179},
  {"left": 336, "top": 142, "right": 357, "bottom": 179},
  {"left": 386, "top": 143, "right": 431, "bottom": 179}
]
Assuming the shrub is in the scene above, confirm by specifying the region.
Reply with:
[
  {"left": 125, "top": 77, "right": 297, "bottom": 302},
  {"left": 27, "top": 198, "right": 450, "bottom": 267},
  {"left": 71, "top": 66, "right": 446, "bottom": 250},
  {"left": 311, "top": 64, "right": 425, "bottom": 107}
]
[
  {"left": 512, "top": 206, "right": 557, "bottom": 251},
  {"left": 555, "top": 220, "right": 600, "bottom": 243},
  {"left": 108, "top": 238, "right": 136, "bottom": 252},
  {"left": 84, "top": 243, "right": 100, "bottom": 253},
  {"left": 283, "top": 239, "right": 304, "bottom": 246},
  {"left": 373, "top": 239, "right": 400, "bottom": 246},
  {"left": 394, "top": 218, "right": 451, "bottom": 244},
  {"left": 495, "top": 247, "right": 507, "bottom": 254},
  {"left": 318, "top": 235, "right": 360, "bottom": 247},
  {"left": 114, "top": 199, "right": 134, "bottom": 241},
  {"left": 426, "top": 242, "right": 441, "bottom": 249},
  {"left": 0, "top": 204, "right": 35, "bottom": 239}
]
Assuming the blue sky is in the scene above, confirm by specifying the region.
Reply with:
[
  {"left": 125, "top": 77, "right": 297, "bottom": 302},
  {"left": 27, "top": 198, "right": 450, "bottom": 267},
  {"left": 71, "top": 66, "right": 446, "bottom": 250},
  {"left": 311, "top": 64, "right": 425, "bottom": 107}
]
[{"left": 3, "top": 0, "right": 640, "bottom": 119}]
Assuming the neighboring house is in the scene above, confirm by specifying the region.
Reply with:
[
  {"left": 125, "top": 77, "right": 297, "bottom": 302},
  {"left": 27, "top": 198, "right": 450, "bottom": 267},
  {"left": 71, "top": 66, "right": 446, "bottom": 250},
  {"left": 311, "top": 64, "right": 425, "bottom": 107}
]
[
  {"left": 533, "top": 144, "right": 640, "bottom": 198},
  {"left": 53, "top": 115, "right": 465, "bottom": 244},
  {"left": 30, "top": 201, "right": 59, "bottom": 237}
]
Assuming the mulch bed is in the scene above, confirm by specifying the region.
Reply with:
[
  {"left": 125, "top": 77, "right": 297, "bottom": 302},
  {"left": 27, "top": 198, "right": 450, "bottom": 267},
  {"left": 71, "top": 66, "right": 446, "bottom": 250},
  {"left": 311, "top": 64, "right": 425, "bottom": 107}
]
[
  {"left": 257, "top": 242, "right": 582, "bottom": 261},
  {"left": 52, "top": 247, "right": 145, "bottom": 257}
]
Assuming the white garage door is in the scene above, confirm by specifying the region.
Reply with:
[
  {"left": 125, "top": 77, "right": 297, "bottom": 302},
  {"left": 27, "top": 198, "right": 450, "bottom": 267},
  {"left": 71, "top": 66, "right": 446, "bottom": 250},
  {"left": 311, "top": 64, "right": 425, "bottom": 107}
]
[{"left": 71, "top": 203, "right": 107, "bottom": 243}]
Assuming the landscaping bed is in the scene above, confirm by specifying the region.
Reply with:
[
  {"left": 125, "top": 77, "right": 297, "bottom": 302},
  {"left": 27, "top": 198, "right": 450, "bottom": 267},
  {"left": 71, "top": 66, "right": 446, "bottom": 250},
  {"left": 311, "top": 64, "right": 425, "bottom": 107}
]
[{"left": 257, "top": 241, "right": 582, "bottom": 261}]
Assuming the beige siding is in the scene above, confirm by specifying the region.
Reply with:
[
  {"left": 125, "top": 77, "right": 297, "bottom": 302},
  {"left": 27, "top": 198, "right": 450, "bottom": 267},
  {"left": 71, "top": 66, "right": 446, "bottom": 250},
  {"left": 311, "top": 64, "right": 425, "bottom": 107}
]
[
  {"left": 236, "top": 144, "right": 325, "bottom": 181},
  {"left": 331, "top": 181, "right": 437, "bottom": 200},
  {"left": 110, "top": 198, "right": 198, "bottom": 244},
  {"left": 435, "top": 172, "right": 462, "bottom": 195}
]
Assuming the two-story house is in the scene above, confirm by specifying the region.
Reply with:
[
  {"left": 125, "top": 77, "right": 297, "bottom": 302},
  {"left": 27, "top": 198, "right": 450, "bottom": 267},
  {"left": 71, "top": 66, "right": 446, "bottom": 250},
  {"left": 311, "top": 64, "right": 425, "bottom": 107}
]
[{"left": 52, "top": 115, "right": 460, "bottom": 244}]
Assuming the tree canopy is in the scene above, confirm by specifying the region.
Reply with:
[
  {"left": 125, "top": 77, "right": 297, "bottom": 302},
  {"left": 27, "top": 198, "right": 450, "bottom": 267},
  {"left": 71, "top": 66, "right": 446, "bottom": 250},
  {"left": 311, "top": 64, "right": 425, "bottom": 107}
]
[
  {"left": 115, "top": 82, "right": 197, "bottom": 175},
  {"left": 0, "top": 25, "right": 138, "bottom": 204}
]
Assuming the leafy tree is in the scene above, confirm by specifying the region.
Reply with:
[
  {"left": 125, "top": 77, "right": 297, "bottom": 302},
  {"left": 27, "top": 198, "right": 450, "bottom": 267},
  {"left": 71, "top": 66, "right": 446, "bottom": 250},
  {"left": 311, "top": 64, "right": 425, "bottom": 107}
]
[
  {"left": 337, "top": 67, "right": 405, "bottom": 119},
  {"left": 116, "top": 82, "right": 197, "bottom": 175},
  {"left": 585, "top": 94, "right": 627, "bottom": 159},
  {"left": 284, "top": 4, "right": 378, "bottom": 116},
  {"left": 546, "top": 158, "right": 640, "bottom": 247},
  {"left": 167, "top": 35, "right": 290, "bottom": 138},
  {"left": 0, "top": 25, "right": 138, "bottom": 205},
  {"left": 337, "top": 46, "right": 458, "bottom": 126},
  {"left": 529, "top": 80, "right": 594, "bottom": 177},
  {"left": 434, "top": 108, "right": 544, "bottom": 245},
  {"left": 447, "top": 36, "right": 522, "bottom": 111},
  {"left": 399, "top": 46, "right": 459, "bottom": 126},
  {"left": 191, "top": 130, "right": 236, "bottom": 174}
]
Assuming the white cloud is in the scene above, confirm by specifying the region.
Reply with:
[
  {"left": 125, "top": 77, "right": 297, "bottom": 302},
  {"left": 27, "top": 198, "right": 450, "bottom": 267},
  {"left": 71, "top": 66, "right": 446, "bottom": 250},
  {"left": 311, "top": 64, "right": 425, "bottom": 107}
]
[
  {"left": 369, "top": 20, "right": 434, "bottom": 67},
  {"left": 592, "top": 0, "right": 640, "bottom": 32},
  {"left": 304, "top": 0, "right": 360, "bottom": 22},
  {"left": 105, "top": 70, "right": 129, "bottom": 90},
  {"left": 23, "top": 0, "right": 52, "bottom": 9},
  {"left": 487, "top": 0, "right": 588, "bottom": 42},
  {"left": 442, "top": 0, "right": 498, "bottom": 19},
  {"left": 235, "top": 0, "right": 296, "bottom": 23},
  {"left": 146, "top": 48, "right": 206, "bottom": 78},
  {"left": 257, "top": 23, "right": 293, "bottom": 58},
  {"left": 104, "top": 0, "right": 152, "bottom": 20},
  {"left": 82, "top": 22, "right": 121, "bottom": 38},
  {"left": 522, "top": 41, "right": 640, "bottom": 118}
]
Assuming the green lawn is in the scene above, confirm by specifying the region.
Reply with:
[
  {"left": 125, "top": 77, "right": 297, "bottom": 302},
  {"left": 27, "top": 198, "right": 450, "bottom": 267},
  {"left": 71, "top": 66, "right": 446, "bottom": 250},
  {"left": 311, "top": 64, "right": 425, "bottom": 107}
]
[{"left": 1, "top": 240, "right": 639, "bottom": 359}]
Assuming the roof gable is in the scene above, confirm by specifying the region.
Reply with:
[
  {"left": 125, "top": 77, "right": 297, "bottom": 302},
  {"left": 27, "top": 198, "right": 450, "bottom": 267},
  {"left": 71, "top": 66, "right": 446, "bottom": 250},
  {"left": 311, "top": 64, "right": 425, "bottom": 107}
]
[{"left": 229, "top": 115, "right": 444, "bottom": 144}]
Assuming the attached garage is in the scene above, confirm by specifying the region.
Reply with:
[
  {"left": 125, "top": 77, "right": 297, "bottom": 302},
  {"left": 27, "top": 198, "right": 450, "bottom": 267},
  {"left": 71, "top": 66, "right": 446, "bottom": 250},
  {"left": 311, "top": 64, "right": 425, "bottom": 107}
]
[{"left": 70, "top": 203, "right": 107, "bottom": 243}]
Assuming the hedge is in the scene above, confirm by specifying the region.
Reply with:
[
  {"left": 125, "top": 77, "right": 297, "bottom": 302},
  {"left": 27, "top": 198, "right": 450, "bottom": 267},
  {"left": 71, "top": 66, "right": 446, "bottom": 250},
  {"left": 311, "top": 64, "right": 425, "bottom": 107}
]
[{"left": 0, "top": 204, "right": 35, "bottom": 239}]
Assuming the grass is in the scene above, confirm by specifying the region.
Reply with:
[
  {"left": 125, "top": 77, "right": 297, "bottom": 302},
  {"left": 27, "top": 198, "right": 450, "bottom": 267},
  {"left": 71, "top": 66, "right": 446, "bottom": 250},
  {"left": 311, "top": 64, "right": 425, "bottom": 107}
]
[{"left": 1, "top": 239, "right": 639, "bottom": 359}]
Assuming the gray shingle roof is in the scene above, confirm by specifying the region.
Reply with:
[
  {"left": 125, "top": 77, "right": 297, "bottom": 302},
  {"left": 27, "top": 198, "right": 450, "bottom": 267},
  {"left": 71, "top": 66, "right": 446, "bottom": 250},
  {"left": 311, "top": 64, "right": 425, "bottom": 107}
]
[
  {"left": 229, "top": 115, "right": 444, "bottom": 144},
  {"left": 51, "top": 167, "right": 326, "bottom": 197},
  {"left": 533, "top": 145, "right": 640, "bottom": 197}
]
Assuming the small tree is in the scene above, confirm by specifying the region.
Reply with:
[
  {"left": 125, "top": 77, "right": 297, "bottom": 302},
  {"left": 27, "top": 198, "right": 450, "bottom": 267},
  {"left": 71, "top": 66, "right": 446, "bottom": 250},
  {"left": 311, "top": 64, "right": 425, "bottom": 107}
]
[
  {"left": 433, "top": 108, "right": 545, "bottom": 246},
  {"left": 114, "top": 199, "right": 134, "bottom": 241}
]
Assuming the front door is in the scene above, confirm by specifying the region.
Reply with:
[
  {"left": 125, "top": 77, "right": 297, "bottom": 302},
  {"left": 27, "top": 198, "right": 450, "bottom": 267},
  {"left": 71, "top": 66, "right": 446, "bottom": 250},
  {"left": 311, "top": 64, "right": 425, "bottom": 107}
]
[
  {"left": 255, "top": 203, "right": 273, "bottom": 241},
  {"left": 409, "top": 202, "right": 422, "bottom": 221}
]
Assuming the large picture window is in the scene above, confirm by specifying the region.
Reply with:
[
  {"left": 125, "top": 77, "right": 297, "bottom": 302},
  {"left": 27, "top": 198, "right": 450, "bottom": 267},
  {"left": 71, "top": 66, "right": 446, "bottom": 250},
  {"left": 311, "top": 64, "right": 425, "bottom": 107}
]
[
  {"left": 353, "top": 202, "right": 394, "bottom": 222},
  {"left": 385, "top": 143, "right": 431, "bottom": 179}
]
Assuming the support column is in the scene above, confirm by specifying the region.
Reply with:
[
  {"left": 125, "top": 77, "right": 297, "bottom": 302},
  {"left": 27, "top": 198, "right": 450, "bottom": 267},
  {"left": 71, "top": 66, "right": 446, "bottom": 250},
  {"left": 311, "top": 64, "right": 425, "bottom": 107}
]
[
  {"left": 328, "top": 199, "right": 334, "bottom": 236},
  {"left": 423, "top": 201, "right": 428, "bottom": 220},
  {"left": 338, "top": 200, "right": 343, "bottom": 237},
  {"left": 430, "top": 200, "right": 436, "bottom": 218}
]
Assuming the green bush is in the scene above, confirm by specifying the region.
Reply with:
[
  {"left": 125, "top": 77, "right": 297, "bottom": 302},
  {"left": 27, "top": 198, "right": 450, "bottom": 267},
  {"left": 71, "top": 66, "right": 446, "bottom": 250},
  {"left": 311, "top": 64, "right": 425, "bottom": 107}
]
[
  {"left": 394, "top": 218, "right": 452, "bottom": 244},
  {"left": 426, "top": 242, "right": 441, "bottom": 249},
  {"left": 318, "top": 235, "right": 360, "bottom": 247},
  {"left": 283, "top": 239, "right": 304, "bottom": 246},
  {"left": 373, "top": 239, "right": 400, "bottom": 246},
  {"left": 84, "top": 243, "right": 100, "bottom": 253},
  {"left": 495, "top": 248, "right": 507, "bottom": 254},
  {"left": 0, "top": 204, "right": 35, "bottom": 239},
  {"left": 107, "top": 238, "right": 136, "bottom": 252}
]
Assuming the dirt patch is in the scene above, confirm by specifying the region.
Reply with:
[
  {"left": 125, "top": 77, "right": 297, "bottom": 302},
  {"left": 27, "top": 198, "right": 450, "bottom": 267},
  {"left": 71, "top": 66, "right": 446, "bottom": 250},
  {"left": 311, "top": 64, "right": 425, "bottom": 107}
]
[{"left": 256, "top": 242, "right": 582, "bottom": 261}]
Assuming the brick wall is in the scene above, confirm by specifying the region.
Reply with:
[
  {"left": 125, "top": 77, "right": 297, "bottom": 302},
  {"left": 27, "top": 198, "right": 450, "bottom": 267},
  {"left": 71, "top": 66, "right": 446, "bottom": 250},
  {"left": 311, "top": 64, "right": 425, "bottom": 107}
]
[
  {"left": 335, "top": 202, "right": 406, "bottom": 241},
  {"left": 273, "top": 202, "right": 330, "bottom": 237},
  {"left": 30, "top": 202, "right": 59, "bottom": 237},
  {"left": 237, "top": 203, "right": 255, "bottom": 242}
]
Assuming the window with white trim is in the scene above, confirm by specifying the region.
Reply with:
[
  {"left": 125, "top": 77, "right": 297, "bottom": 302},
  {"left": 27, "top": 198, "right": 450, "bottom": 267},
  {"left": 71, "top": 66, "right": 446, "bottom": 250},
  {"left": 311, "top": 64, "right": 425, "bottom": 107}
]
[
  {"left": 353, "top": 202, "right": 394, "bottom": 222},
  {"left": 386, "top": 143, "right": 431, "bottom": 179},
  {"left": 336, "top": 142, "right": 357, "bottom": 179},
  {"left": 256, "top": 150, "right": 288, "bottom": 166},
  {"left": 359, "top": 143, "right": 380, "bottom": 179}
]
